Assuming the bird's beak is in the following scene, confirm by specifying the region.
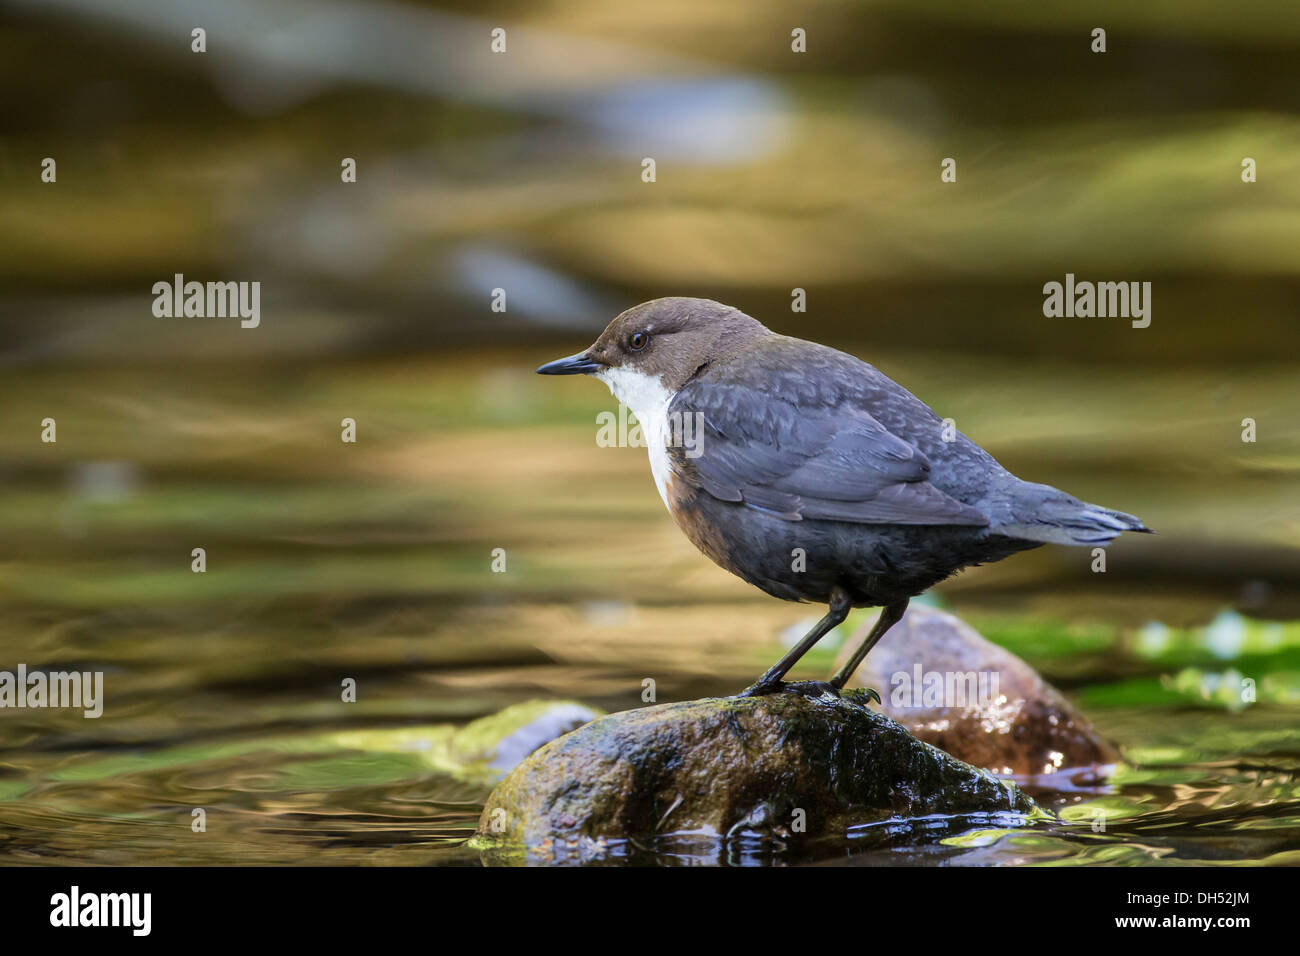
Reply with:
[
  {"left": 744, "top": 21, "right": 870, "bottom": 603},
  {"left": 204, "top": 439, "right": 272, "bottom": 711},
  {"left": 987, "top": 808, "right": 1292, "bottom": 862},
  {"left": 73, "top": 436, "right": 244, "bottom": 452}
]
[{"left": 536, "top": 351, "right": 601, "bottom": 375}]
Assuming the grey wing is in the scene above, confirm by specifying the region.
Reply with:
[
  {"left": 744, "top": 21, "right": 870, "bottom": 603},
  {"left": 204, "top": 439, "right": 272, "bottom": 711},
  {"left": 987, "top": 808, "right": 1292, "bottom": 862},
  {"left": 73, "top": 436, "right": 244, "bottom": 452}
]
[{"left": 667, "top": 381, "right": 989, "bottom": 527}]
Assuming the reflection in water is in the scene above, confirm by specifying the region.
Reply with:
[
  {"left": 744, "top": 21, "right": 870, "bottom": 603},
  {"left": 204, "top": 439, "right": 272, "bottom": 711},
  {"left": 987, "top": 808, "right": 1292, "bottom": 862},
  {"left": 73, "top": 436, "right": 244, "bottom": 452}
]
[
  {"left": 0, "top": 353, "right": 1294, "bottom": 868},
  {"left": 2, "top": 686, "right": 1298, "bottom": 866},
  {"left": 0, "top": 351, "right": 1296, "bottom": 866}
]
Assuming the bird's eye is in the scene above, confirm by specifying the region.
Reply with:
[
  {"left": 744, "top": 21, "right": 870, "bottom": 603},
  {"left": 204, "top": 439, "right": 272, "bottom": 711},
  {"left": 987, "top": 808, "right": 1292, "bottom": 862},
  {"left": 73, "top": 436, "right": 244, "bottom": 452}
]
[{"left": 628, "top": 331, "right": 649, "bottom": 351}]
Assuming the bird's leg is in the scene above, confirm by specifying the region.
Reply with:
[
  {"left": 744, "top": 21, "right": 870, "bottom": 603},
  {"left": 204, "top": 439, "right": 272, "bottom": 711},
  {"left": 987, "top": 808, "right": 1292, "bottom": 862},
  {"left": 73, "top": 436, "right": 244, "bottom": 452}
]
[
  {"left": 737, "top": 587, "right": 853, "bottom": 697},
  {"left": 829, "top": 599, "right": 909, "bottom": 692}
]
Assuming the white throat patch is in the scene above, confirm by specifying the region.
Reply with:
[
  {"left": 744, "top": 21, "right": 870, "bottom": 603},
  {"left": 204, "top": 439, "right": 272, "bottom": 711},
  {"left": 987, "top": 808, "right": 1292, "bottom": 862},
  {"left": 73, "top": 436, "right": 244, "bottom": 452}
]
[{"left": 595, "top": 366, "right": 675, "bottom": 510}]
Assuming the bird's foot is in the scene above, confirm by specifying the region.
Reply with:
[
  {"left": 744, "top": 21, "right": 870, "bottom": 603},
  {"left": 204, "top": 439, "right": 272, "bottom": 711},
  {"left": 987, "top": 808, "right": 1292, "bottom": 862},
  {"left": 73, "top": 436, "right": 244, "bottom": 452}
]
[
  {"left": 735, "top": 679, "right": 783, "bottom": 698},
  {"left": 785, "top": 680, "right": 841, "bottom": 699},
  {"left": 735, "top": 679, "right": 841, "bottom": 699},
  {"left": 859, "top": 686, "right": 882, "bottom": 706}
]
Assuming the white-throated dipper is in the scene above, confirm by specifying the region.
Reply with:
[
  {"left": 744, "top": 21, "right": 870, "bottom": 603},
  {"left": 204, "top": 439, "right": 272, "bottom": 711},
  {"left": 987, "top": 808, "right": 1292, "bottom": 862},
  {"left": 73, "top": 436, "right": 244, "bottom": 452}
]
[{"left": 538, "top": 298, "right": 1150, "bottom": 697}]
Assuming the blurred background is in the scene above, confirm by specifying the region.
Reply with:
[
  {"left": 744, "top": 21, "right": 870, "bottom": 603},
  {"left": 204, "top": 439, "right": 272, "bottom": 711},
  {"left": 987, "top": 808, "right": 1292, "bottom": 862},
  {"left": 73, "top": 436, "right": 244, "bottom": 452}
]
[{"left": 0, "top": 0, "right": 1298, "bottom": 865}]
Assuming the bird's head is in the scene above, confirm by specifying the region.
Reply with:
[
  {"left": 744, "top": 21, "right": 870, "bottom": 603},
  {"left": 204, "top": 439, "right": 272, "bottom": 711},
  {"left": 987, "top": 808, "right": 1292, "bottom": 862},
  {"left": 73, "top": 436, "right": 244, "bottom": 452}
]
[{"left": 536, "top": 297, "right": 769, "bottom": 411}]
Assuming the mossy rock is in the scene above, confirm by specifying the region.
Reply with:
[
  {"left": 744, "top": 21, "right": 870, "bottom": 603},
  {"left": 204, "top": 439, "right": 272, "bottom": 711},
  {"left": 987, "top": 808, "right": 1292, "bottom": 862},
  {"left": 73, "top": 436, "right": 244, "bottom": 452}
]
[{"left": 474, "top": 690, "right": 1039, "bottom": 864}]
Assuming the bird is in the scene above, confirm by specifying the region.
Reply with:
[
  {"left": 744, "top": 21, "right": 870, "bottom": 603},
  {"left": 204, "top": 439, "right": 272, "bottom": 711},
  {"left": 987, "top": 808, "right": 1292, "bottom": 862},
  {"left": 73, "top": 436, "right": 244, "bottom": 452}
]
[{"left": 537, "top": 297, "right": 1150, "bottom": 697}]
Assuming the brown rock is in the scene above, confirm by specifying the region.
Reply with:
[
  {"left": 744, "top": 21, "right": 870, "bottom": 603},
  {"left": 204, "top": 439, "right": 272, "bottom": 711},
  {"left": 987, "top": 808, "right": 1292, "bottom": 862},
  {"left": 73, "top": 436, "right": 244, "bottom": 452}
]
[{"left": 834, "top": 605, "right": 1119, "bottom": 779}]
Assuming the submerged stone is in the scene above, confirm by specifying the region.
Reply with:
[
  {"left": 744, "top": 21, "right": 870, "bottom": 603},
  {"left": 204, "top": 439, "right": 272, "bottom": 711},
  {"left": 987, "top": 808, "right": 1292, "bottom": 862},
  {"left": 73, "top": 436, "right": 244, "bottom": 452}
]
[
  {"left": 474, "top": 690, "right": 1037, "bottom": 864},
  {"left": 835, "top": 605, "right": 1119, "bottom": 779},
  {"left": 330, "top": 699, "right": 602, "bottom": 784},
  {"left": 450, "top": 699, "right": 604, "bottom": 775}
]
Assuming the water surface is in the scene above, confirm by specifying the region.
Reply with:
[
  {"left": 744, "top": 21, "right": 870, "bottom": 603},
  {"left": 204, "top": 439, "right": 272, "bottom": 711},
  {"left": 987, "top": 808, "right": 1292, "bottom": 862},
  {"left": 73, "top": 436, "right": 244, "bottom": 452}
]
[{"left": 1, "top": 354, "right": 1296, "bottom": 866}]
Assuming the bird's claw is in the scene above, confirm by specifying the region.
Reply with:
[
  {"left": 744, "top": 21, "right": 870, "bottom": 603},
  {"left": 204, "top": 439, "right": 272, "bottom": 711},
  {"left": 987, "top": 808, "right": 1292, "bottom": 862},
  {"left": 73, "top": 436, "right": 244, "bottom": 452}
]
[{"left": 827, "top": 678, "right": 882, "bottom": 705}]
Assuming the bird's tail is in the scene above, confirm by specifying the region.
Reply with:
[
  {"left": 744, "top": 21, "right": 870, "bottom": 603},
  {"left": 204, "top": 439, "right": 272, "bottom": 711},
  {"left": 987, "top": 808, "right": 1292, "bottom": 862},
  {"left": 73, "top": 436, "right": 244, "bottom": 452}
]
[{"left": 993, "top": 482, "right": 1152, "bottom": 547}]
